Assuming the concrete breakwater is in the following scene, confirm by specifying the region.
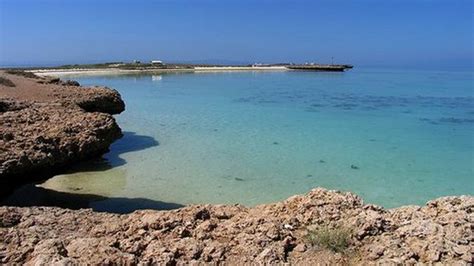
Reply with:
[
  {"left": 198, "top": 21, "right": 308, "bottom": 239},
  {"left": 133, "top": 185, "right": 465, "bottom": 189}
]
[{"left": 287, "top": 64, "right": 353, "bottom": 71}]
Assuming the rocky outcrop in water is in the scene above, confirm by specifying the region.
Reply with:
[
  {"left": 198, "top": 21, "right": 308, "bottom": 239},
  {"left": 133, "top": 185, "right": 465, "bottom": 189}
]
[
  {"left": 0, "top": 188, "right": 472, "bottom": 264},
  {"left": 0, "top": 70, "right": 125, "bottom": 192}
]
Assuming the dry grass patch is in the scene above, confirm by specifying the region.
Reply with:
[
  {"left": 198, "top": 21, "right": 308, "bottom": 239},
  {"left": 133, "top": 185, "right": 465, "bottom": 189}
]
[{"left": 305, "top": 225, "right": 352, "bottom": 253}]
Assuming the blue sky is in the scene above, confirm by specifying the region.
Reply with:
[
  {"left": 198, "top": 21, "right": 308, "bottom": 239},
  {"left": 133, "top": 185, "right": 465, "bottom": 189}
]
[{"left": 0, "top": 0, "right": 472, "bottom": 68}]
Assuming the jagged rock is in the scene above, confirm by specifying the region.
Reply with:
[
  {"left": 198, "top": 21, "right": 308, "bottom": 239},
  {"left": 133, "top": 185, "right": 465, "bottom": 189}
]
[
  {"left": 62, "top": 80, "right": 80, "bottom": 86},
  {"left": 0, "top": 188, "right": 472, "bottom": 264},
  {"left": 0, "top": 70, "right": 125, "bottom": 191},
  {"left": 0, "top": 208, "right": 21, "bottom": 227}
]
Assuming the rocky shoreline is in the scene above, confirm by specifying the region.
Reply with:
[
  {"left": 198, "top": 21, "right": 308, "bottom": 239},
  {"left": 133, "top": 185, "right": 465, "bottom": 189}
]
[
  {"left": 0, "top": 71, "right": 472, "bottom": 264},
  {"left": 1, "top": 188, "right": 472, "bottom": 264},
  {"left": 0, "top": 70, "right": 124, "bottom": 195}
]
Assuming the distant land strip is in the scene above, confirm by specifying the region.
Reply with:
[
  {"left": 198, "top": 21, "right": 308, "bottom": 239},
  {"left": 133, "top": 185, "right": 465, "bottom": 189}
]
[{"left": 1, "top": 62, "right": 354, "bottom": 76}]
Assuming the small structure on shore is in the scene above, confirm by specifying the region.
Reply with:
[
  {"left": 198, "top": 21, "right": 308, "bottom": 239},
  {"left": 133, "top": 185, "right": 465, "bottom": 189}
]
[
  {"left": 252, "top": 63, "right": 270, "bottom": 67},
  {"left": 151, "top": 60, "right": 163, "bottom": 65}
]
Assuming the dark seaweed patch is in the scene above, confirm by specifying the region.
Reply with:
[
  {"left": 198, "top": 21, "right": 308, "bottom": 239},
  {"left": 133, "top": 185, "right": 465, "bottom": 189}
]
[
  {"left": 362, "top": 106, "right": 378, "bottom": 111},
  {"left": 233, "top": 97, "right": 255, "bottom": 103},
  {"left": 333, "top": 103, "right": 358, "bottom": 110},
  {"left": 233, "top": 89, "right": 474, "bottom": 115},
  {"left": 438, "top": 117, "right": 474, "bottom": 124},
  {"left": 419, "top": 117, "right": 474, "bottom": 125},
  {"left": 305, "top": 108, "right": 319, "bottom": 113},
  {"left": 258, "top": 100, "right": 278, "bottom": 104}
]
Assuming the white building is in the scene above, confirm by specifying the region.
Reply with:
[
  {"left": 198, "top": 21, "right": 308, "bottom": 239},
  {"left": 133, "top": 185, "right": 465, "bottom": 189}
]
[{"left": 151, "top": 60, "right": 163, "bottom": 65}]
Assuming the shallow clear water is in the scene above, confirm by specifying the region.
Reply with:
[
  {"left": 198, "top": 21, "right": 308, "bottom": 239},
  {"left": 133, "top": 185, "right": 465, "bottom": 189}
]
[{"left": 34, "top": 69, "right": 474, "bottom": 210}]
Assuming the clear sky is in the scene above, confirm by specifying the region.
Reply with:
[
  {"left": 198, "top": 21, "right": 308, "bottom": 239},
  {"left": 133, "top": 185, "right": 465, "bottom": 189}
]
[{"left": 0, "top": 0, "right": 472, "bottom": 68}]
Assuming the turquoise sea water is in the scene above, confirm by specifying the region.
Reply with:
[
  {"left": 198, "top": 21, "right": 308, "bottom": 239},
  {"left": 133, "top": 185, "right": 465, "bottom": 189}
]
[{"left": 26, "top": 69, "right": 474, "bottom": 210}]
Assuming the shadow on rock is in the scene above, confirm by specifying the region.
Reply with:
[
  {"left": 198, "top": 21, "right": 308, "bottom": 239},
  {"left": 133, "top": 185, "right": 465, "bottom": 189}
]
[{"left": 1, "top": 184, "right": 183, "bottom": 214}]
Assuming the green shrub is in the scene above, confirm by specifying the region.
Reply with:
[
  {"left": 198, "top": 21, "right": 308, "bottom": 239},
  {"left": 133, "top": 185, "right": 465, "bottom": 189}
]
[{"left": 305, "top": 225, "right": 351, "bottom": 253}]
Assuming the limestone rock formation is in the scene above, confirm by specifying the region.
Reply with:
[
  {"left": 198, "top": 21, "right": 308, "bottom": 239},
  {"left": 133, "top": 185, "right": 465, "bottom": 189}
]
[
  {"left": 0, "top": 70, "right": 125, "bottom": 192},
  {"left": 0, "top": 188, "right": 472, "bottom": 264}
]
